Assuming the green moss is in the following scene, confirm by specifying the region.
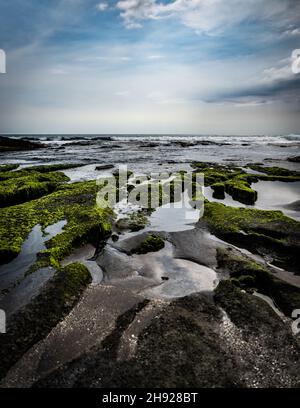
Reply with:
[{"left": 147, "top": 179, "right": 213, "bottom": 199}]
[
  {"left": 247, "top": 164, "right": 300, "bottom": 181},
  {"left": 0, "top": 171, "right": 69, "bottom": 207},
  {"left": 203, "top": 201, "right": 298, "bottom": 235},
  {"left": 22, "top": 163, "right": 85, "bottom": 173},
  {"left": 0, "top": 163, "right": 84, "bottom": 183},
  {"left": 194, "top": 165, "right": 240, "bottom": 186},
  {"left": 217, "top": 247, "right": 266, "bottom": 273},
  {"left": 191, "top": 162, "right": 258, "bottom": 204},
  {"left": 116, "top": 211, "right": 149, "bottom": 232},
  {"left": 0, "top": 164, "right": 19, "bottom": 171},
  {"left": 0, "top": 180, "right": 113, "bottom": 266},
  {"left": 132, "top": 234, "right": 165, "bottom": 254},
  {"left": 248, "top": 164, "right": 300, "bottom": 177},
  {"left": 0, "top": 262, "right": 91, "bottom": 379},
  {"left": 203, "top": 202, "right": 300, "bottom": 271},
  {"left": 217, "top": 248, "right": 300, "bottom": 317},
  {"left": 224, "top": 175, "right": 257, "bottom": 205}
]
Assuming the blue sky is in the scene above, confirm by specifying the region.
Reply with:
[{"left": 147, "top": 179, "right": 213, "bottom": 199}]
[{"left": 0, "top": 0, "right": 299, "bottom": 134}]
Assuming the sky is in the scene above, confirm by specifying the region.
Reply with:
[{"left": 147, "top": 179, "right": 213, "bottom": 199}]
[{"left": 0, "top": 0, "right": 299, "bottom": 135}]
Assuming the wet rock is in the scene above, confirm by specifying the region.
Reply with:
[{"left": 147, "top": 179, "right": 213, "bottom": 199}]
[
  {"left": 216, "top": 247, "right": 300, "bottom": 317},
  {"left": 201, "top": 201, "right": 300, "bottom": 272},
  {"left": 287, "top": 156, "right": 300, "bottom": 163},
  {"left": 211, "top": 182, "right": 225, "bottom": 199},
  {"left": 95, "top": 164, "right": 114, "bottom": 171},
  {"left": 0, "top": 263, "right": 91, "bottom": 380},
  {"left": 33, "top": 285, "right": 300, "bottom": 388},
  {"left": 116, "top": 212, "right": 149, "bottom": 232},
  {"left": 111, "top": 234, "right": 119, "bottom": 242},
  {"left": 0, "top": 136, "right": 45, "bottom": 152},
  {"left": 282, "top": 200, "right": 300, "bottom": 211},
  {"left": 131, "top": 234, "right": 165, "bottom": 255}
]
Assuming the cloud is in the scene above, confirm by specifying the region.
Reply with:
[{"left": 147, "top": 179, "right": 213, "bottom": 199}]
[
  {"left": 282, "top": 27, "right": 300, "bottom": 37},
  {"left": 96, "top": 2, "right": 109, "bottom": 12},
  {"left": 261, "top": 57, "right": 295, "bottom": 84},
  {"left": 116, "top": 0, "right": 160, "bottom": 28},
  {"left": 147, "top": 54, "right": 164, "bottom": 60},
  {"left": 115, "top": 0, "right": 300, "bottom": 35}
]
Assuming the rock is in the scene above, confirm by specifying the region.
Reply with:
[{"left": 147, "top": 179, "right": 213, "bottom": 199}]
[
  {"left": 116, "top": 213, "right": 148, "bottom": 232},
  {"left": 0, "top": 136, "right": 45, "bottom": 152},
  {"left": 131, "top": 234, "right": 165, "bottom": 255},
  {"left": 139, "top": 143, "right": 159, "bottom": 148},
  {"left": 287, "top": 156, "right": 300, "bottom": 163},
  {"left": 211, "top": 182, "right": 225, "bottom": 199},
  {"left": 216, "top": 246, "right": 300, "bottom": 317},
  {"left": 200, "top": 201, "right": 300, "bottom": 272},
  {"left": 282, "top": 200, "right": 300, "bottom": 211},
  {"left": 0, "top": 263, "right": 91, "bottom": 380},
  {"left": 111, "top": 234, "right": 119, "bottom": 242},
  {"left": 95, "top": 164, "right": 114, "bottom": 171},
  {"left": 33, "top": 287, "right": 300, "bottom": 388}
]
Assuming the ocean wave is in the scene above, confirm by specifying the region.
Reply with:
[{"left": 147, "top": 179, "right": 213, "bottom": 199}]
[{"left": 284, "top": 134, "right": 300, "bottom": 141}]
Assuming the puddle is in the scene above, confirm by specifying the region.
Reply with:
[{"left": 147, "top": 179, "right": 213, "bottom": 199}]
[
  {"left": 140, "top": 255, "right": 218, "bottom": 299},
  {"left": 204, "top": 181, "right": 300, "bottom": 220},
  {"left": 97, "top": 239, "right": 218, "bottom": 299},
  {"left": 148, "top": 190, "right": 201, "bottom": 232},
  {"left": 81, "top": 261, "right": 103, "bottom": 284},
  {"left": 253, "top": 291, "right": 285, "bottom": 319},
  {"left": 0, "top": 220, "right": 67, "bottom": 294},
  {"left": 204, "top": 186, "right": 244, "bottom": 208},
  {"left": 253, "top": 180, "right": 300, "bottom": 220},
  {"left": 61, "top": 244, "right": 103, "bottom": 284},
  {"left": 0, "top": 267, "right": 55, "bottom": 317},
  {"left": 63, "top": 164, "right": 114, "bottom": 183},
  {"left": 242, "top": 167, "right": 266, "bottom": 176}
]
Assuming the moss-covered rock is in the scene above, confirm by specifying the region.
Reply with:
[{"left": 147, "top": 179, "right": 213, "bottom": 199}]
[
  {"left": 248, "top": 164, "right": 300, "bottom": 178},
  {"left": 211, "top": 182, "right": 225, "bottom": 199},
  {"left": 0, "top": 180, "right": 113, "bottom": 266},
  {"left": 216, "top": 247, "right": 300, "bottom": 317},
  {"left": 0, "top": 262, "right": 91, "bottom": 380},
  {"left": 0, "top": 164, "right": 19, "bottom": 172},
  {"left": 131, "top": 234, "right": 165, "bottom": 254},
  {"left": 201, "top": 201, "right": 300, "bottom": 271},
  {"left": 34, "top": 287, "right": 300, "bottom": 388},
  {"left": 0, "top": 171, "right": 69, "bottom": 207},
  {"left": 192, "top": 162, "right": 258, "bottom": 204},
  {"left": 116, "top": 211, "right": 149, "bottom": 232},
  {"left": 22, "top": 163, "right": 85, "bottom": 173},
  {"left": 247, "top": 164, "right": 300, "bottom": 181},
  {"left": 224, "top": 176, "right": 257, "bottom": 205},
  {"left": 0, "top": 136, "right": 44, "bottom": 152}
]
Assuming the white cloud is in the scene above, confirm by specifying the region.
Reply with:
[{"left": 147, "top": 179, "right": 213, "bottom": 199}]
[
  {"left": 115, "top": 0, "right": 300, "bottom": 34},
  {"left": 282, "top": 28, "right": 300, "bottom": 37},
  {"left": 147, "top": 54, "right": 164, "bottom": 60},
  {"left": 96, "top": 2, "right": 109, "bottom": 12},
  {"left": 261, "top": 57, "right": 294, "bottom": 84}
]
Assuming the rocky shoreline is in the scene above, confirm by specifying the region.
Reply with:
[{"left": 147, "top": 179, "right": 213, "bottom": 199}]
[{"left": 0, "top": 160, "right": 299, "bottom": 387}]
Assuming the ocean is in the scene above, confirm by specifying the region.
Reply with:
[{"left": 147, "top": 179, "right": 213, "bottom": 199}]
[{"left": 0, "top": 134, "right": 299, "bottom": 179}]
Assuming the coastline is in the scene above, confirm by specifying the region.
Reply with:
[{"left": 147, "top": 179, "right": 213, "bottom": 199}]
[{"left": 0, "top": 135, "right": 300, "bottom": 387}]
